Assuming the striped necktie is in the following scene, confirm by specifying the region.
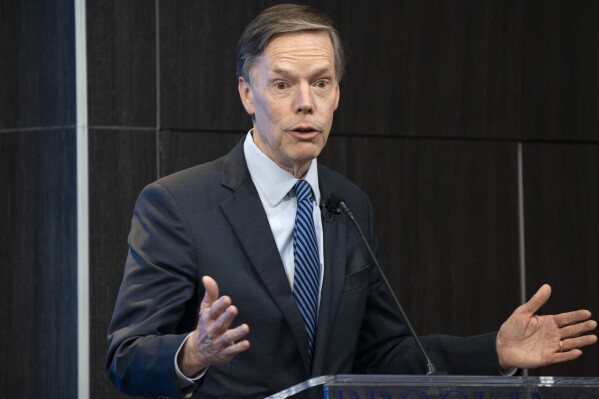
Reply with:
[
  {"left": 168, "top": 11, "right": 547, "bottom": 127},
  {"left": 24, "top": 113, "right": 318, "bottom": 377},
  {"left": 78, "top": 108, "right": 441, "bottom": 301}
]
[{"left": 292, "top": 179, "right": 320, "bottom": 363}]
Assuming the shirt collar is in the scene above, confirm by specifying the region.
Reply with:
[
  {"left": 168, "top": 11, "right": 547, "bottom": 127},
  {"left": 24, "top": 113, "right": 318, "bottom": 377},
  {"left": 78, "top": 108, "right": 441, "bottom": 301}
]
[{"left": 243, "top": 130, "right": 320, "bottom": 207}]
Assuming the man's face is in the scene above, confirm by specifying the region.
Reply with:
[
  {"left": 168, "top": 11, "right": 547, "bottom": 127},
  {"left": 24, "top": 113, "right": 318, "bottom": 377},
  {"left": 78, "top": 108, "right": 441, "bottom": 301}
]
[{"left": 238, "top": 31, "right": 340, "bottom": 178}]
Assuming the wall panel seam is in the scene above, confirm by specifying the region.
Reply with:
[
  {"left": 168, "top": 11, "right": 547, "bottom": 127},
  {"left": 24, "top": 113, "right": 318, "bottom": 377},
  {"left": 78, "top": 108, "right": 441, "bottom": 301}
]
[
  {"left": 156, "top": 0, "right": 161, "bottom": 179},
  {"left": 75, "top": 0, "right": 90, "bottom": 397}
]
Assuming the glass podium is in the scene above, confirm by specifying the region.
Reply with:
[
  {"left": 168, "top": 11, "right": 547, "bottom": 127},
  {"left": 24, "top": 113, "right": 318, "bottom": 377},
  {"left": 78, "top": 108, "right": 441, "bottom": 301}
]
[{"left": 266, "top": 375, "right": 599, "bottom": 399}]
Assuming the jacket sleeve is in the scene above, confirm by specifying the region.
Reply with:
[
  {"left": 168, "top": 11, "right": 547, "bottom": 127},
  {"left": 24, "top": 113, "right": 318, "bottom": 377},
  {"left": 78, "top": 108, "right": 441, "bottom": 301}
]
[{"left": 106, "top": 181, "right": 201, "bottom": 398}]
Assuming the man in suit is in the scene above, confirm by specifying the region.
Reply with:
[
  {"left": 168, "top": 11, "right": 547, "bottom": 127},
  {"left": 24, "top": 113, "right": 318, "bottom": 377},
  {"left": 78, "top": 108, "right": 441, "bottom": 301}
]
[{"left": 107, "top": 4, "right": 597, "bottom": 399}]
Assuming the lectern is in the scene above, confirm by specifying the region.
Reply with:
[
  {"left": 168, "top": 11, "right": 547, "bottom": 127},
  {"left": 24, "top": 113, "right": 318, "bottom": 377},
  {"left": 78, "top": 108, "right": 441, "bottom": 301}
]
[{"left": 266, "top": 375, "right": 599, "bottom": 399}]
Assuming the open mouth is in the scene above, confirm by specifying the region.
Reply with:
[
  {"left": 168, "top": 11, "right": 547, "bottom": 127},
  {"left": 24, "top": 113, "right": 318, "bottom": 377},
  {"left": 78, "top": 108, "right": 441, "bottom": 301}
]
[{"left": 290, "top": 125, "right": 319, "bottom": 135}]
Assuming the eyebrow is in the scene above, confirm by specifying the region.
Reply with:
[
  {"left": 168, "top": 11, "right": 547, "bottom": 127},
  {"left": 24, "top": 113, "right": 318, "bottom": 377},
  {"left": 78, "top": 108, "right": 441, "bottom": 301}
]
[{"left": 270, "top": 65, "right": 335, "bottom": 80}]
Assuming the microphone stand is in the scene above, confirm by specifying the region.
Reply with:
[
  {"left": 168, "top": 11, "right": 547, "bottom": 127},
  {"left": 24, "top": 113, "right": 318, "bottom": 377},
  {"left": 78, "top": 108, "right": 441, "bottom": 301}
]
[{"left": 334, "top": 197, "right": 445, "bottom": 375}]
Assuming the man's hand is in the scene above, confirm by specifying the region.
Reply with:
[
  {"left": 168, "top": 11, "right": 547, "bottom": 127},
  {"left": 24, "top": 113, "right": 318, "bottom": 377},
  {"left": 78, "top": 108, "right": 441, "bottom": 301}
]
[
  {"left": 178, "top": 276, "right": 250, "bottom": 377},
  {"left": 496, "top": 284, "right": 597, "bottom": 370}
]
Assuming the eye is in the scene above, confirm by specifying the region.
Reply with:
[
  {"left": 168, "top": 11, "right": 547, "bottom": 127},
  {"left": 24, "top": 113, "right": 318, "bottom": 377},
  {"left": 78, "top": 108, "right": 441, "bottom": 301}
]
[
  {"left": 315, "top": 80, "right": 329, "bottom": 88},
  {"left": 274, "top": 81, "right": 288, "bottom": 90}
]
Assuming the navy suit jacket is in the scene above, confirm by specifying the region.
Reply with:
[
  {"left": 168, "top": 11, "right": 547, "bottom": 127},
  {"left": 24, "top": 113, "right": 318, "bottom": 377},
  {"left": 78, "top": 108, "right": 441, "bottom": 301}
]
[{"left": 107, "top": 140, "right": 500, "bottom": 399}]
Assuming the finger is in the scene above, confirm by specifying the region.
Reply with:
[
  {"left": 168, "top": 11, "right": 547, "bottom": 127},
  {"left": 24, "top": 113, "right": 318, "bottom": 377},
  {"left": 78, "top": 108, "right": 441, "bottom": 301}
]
[
  {"left": 207, "top": 296, "right": 233, "bottom": 321},
  {"left": 212, "top": 304, "right": 238, "bottom": 330},
  {"left": 552, "top": 349, "right": 583, "bottom": 364},
  {"left": 200, "top": 276, "right": 220, "bottom": 310},
  {"left": 225, "top": 323, "right": 250, "bottom": 344},
  {"left": 554, "top": 309, "right": 593, "bottom": 327},
  {"left": 204, "top": 303, "right": 237, "bottom": 338},
  {"left": 559, "top": 319, "right": 597, "bottom": 339},
  {"left": 559, "top": 320, "right": 596, "bottom": 339},
  {"left": 520, "top": 284, "right": 552, "bottom": 316},
  {"left": 219, "top": 339, "right": 251, "bottom": 360},
  {"left": 215, "top": 323, "right": 250, "bottom": 347},
  {"left": 561, "top": 334, "right": 598, "bottom": 352}
]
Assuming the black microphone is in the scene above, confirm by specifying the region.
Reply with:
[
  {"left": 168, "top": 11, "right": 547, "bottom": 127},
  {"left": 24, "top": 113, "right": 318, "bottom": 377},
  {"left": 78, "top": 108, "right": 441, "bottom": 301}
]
[
  {"left": 329, "top": 192, "right": 445, "bottom": 375},
  {"left": 320, "top": 198, "right": 342, "bottom": 223}
]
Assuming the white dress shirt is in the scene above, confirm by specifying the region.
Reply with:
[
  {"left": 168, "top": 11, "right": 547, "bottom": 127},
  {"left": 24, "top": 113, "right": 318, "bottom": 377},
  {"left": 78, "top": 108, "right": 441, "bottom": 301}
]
[{"left": 243, "top": 130, "right": 325, "bottom": 295}]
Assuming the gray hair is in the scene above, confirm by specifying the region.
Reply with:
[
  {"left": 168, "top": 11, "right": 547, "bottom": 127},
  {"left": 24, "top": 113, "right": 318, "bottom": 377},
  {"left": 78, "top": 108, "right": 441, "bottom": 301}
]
[{"left": 236, "top": 3, "right": 346, "bottom": 83}]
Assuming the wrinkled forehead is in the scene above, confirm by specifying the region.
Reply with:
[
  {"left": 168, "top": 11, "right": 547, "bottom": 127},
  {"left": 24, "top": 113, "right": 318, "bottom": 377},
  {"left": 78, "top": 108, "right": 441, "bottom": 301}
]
[{"left": 248, "top": 31, "right": 337, "bottom": 82}]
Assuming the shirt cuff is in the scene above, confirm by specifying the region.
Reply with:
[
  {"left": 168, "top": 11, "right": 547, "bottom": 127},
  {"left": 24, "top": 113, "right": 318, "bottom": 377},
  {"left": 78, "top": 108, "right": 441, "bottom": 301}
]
[{"left": 174, "top": 333, "right": 208, "bottom": 387}]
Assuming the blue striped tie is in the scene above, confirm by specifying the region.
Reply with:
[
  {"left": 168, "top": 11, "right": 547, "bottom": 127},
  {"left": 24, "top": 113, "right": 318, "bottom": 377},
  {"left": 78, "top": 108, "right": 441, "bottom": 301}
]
[{"left": 293, "top": 179, "right": 320, "bottom": 363}]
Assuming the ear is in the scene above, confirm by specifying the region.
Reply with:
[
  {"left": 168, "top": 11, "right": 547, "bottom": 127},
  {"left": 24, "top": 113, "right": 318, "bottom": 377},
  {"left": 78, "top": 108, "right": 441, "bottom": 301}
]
[{"left": 238, "top": 77, "right": 256, "bottom": 116}]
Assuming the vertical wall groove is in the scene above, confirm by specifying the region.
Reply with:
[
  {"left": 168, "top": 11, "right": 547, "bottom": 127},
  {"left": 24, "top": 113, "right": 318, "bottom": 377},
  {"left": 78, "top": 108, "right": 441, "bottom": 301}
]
[
  {"left": 517, "top": 141, "right": 528, "bottom": 376},
  {"left": 75, "top": 0, "right": 90, "bottom": 397},
  {"left": 155, "top": 0, "right": 161, "bottom": 179},
  {"left": 517, "top": 142, "right": 527, "bottom": 305}
]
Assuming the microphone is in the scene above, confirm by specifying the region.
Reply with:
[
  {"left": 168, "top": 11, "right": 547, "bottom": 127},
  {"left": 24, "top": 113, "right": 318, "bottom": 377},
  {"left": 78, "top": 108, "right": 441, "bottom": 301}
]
[
  {"left": 329, "top": 192, "right": 445, "bottom": 375},
  {"left": 320, "top": 198, "right": 341, "bottom": 223}
]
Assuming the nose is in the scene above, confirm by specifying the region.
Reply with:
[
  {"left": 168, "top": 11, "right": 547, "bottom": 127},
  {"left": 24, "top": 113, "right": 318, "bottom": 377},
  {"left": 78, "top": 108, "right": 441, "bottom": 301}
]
[{"left": 294, "top": 83, "right": 313, "bottom": 114}]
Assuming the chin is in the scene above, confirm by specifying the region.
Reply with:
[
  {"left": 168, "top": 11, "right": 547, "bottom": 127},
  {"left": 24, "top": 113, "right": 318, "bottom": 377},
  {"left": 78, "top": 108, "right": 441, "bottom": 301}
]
[{"left": 292, "top": 149, "right": 323, "bottom": 164}]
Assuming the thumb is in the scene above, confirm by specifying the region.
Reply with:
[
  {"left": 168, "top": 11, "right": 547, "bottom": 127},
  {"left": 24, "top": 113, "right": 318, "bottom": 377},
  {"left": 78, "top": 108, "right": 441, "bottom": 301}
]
[
  {"left": 521, "top": 284, "right": 552, "bottom": 316},
  {"left": 200, "top": 275, "right": 219, "bottom": 310}
]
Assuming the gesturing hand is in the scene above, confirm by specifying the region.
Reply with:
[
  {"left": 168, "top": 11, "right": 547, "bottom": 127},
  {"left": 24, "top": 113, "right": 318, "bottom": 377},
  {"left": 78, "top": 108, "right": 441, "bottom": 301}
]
[
  {"left": 179, "top": 276, "right": 250, "bottom": 377},
  {"left": 496, "top": 284, "right": 597, "bottom": 370}
]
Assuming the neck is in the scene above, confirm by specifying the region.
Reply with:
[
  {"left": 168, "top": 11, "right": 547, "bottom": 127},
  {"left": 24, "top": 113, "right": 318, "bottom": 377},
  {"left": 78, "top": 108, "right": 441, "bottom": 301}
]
[
  {"left": 250, "top": 129, "right": 312, "bottom": 179},
  {"left": 289, "top": 164, "right": 310, "bottom": 179}
]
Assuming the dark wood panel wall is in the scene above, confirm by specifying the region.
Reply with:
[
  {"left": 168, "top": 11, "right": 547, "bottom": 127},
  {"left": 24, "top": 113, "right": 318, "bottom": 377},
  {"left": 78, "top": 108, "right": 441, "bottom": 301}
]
[
  {"left": 0, "top": 0, "right": 78, "bottom": 397},
  {"left": 1, "top": 1, "right": 597, "bottom": 398}
]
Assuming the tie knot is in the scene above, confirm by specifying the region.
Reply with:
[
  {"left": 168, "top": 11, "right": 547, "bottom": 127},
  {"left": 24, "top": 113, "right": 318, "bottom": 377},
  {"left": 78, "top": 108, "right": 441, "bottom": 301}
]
[{"left": 295, "top": 179, "right": 313, "bottom": 203}]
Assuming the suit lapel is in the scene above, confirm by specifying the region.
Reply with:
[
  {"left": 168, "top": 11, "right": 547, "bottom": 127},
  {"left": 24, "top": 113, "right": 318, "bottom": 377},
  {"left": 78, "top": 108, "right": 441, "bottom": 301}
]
[
  {"left": 218, "top": 142, "right": 312, "bottom": 370},
  {"left": 311, "top": 169, "right": 348, "bottom": 376}
]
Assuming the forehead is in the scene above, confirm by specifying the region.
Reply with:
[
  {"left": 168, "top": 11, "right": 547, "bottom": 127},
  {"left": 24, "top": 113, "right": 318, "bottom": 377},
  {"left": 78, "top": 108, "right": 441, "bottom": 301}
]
[{"left": 256, "top": 31, "right": 335, "bottom": 75}]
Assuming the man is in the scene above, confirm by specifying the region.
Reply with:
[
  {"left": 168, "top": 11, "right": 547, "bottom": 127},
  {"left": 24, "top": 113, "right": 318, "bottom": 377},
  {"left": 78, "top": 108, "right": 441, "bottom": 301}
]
[{"left": 107, "top": 4, "right": 597, "bottom": 399}]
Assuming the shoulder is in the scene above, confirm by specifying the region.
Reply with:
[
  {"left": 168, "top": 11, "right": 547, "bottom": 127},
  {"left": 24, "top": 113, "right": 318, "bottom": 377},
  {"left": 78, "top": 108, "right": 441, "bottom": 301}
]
[
  {"left": 142, "top": 139, "right": 249, "bottom": 203},
  {"left": 136, "top": 149, "right": 245, "bottom": 215},
  {"left": 156, "top": 157, "right": 225, "bottom": 193},
  {"left": 149, "top": 137, "right": 248, "bottom": 196}
]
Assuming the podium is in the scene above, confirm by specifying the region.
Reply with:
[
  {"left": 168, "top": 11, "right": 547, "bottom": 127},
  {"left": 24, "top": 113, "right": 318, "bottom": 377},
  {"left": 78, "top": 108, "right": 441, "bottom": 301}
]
[{"left": 266, "top": 375, "right": 599, "bottom": 399}]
